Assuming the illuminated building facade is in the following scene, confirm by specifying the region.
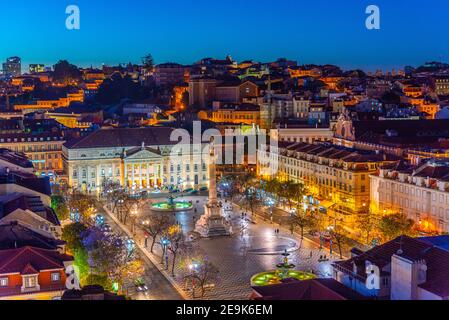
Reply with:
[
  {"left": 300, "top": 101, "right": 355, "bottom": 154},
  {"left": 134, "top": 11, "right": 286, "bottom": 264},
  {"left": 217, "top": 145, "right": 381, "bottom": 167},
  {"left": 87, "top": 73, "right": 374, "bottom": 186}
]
[
  {"left": 0, "top": 134, "right": 65, "bottom": 177},
  {"left": 258, "top": 141, "right": 397, "bottom": 228},
  {"left": 14, "top": 90, "right": 84, "bottom": 112},
  {"left": 370, "top": 159, "right": 449, "bottom": 233},
  {"left": 435, "top": 76, "right": 449, "bottom": 96},
  {"left": 29, "top": 64, "right": 45, "bottom": 74},
  {"left": 63, "top": 127, "right": 210, "bottom": 192},
  {"left": 2, "top": 57, "right": 21, "bottom": 77},
  {"left": 198, "top": 103, "right": 260, "bottom": 126}
]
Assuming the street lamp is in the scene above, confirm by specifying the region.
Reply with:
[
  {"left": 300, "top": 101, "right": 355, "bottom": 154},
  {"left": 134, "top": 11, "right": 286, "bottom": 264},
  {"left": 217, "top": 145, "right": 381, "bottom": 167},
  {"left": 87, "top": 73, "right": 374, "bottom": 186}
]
[
  {"left": 189, "top": 261, "right": 200, "bottom": 298},
  {"left": 161, "top": 237, "right": 170, "bottom": 269},
  {"left": 141, "top": 220, "right": 150, "bottom": 247}
]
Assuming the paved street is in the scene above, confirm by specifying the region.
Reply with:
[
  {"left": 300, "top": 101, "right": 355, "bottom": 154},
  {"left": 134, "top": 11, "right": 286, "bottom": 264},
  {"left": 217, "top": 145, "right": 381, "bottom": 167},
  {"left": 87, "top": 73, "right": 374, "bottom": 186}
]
[{"left": 95, "top": 202, "right": 183, "bottom": 300}]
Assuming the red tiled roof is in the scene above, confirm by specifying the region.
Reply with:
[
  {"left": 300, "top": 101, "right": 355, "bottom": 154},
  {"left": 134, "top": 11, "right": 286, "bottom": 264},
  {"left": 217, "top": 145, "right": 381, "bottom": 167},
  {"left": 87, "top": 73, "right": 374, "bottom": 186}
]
[
  {"left": 0, "top": 246, "right": 73, "bottom": 275},
  {"left": 21, "top": 263, "right": 39, "bottom": 275},
  {"left": 251, "top": 278, "right": 367, "bottom": 300},
  {"left": 334, "top": 236, "right": 449, "bottom": 297}
]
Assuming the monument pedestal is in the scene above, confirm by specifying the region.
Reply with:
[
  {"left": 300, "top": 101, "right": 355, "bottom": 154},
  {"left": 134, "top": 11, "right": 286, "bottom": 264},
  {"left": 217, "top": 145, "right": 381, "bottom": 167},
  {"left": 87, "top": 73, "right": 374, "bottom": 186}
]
[{"left": 195, "top": 201, "right": 232, "bottom": 238}]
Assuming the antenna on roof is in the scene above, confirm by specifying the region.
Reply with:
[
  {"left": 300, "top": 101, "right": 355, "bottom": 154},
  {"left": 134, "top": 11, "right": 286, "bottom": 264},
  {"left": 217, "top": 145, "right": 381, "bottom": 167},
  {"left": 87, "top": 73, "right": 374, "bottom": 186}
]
[{"left": 397, "top": 236, "right": 404, "bottom": 255}]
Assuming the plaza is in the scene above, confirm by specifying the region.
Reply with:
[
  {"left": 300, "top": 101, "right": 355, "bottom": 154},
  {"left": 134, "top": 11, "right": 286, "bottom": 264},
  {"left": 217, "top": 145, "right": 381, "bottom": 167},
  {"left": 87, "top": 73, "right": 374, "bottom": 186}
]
[{"left": 126, "top": 194, "right": 339, "bottom": 300}]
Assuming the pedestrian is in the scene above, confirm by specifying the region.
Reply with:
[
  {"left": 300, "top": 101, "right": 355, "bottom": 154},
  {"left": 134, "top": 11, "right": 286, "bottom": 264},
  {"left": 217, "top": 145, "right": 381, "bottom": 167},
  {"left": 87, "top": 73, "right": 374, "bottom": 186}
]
[{"left": 310, "top": 251, "right": 313, "bottom": 258}]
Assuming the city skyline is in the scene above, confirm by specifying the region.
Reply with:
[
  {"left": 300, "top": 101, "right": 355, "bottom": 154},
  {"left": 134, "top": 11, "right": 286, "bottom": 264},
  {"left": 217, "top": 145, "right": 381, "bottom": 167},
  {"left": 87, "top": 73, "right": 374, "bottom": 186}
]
[
  {"left": 2, "top": 0, "right": 449, "bottom": 72},
  {"left": 3, "top": 0, "right": 449, "bottom": 305}
]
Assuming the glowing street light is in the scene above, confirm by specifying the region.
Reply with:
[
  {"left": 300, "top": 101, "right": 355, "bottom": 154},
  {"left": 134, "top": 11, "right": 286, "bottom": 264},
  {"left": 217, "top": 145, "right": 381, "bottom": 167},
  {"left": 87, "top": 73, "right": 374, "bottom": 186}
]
[{"left": 161, "top": 237, "right": 170, "bottom": 270}]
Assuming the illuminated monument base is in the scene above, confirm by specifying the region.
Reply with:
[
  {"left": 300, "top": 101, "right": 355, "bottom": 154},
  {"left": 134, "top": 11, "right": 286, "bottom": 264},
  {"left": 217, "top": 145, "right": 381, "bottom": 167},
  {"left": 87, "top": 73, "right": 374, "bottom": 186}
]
[{"left": 195, "top": 201, "right": 232, "bottom": 238}]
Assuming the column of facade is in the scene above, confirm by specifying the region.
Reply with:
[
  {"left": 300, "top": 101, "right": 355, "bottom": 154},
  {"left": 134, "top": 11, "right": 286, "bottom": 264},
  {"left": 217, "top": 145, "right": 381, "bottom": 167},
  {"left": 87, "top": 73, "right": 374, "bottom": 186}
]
[
  {"left": 153, "top": 163, "right": 158, "bottom": 187},
  {"left": 139, "top": 163, "right": 143, "bottom": 188},
  {"left": 120, "top": 162, "right": 125, "bottom": 188},
  {"left": 131, "top": 163, "right": 135, "bottom": 188},
  {"left": 96, "top": 164, "right": 101, "bottom": 190},
  {"left": 160, "top": 162, "right": 165, "bottom": 186},
  {"left": 146, "top": 162, "right": 150, "bottom": 188},
  {"left": 86, "top": 166, "right": 90, "bottom": 190},
  {"left": 111, "top": 163, "right": 115, "bottom": 183}
]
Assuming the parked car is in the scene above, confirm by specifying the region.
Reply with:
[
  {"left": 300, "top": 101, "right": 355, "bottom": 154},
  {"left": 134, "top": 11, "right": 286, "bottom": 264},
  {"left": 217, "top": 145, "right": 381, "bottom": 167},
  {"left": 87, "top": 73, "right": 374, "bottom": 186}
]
[{"left": 135, "top": 279, "right": 149, "bottom": 292}]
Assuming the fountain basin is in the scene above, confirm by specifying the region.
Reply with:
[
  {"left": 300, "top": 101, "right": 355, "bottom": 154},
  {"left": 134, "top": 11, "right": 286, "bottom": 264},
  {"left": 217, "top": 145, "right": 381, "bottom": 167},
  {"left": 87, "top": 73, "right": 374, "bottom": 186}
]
[
  {"left": 250, "top": 270, "right": 316, "bottom": 286},
  {"left": 151, "top": 201, "right": 193, "bottom": 212}
]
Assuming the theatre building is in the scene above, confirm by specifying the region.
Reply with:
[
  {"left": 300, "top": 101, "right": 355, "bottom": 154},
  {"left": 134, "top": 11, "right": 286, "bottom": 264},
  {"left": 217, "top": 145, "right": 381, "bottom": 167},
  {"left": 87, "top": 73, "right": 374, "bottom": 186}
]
[{"left": 62, "top": 127, "right": 210, "bottom": 192}]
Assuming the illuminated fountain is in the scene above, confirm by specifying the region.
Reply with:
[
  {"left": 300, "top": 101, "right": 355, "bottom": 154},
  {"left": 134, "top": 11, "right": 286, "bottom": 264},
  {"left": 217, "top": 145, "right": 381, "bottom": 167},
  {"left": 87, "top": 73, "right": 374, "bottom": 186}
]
[
  {"left": 250, "top": 250, "right": 316, "bottom": 286},
  {"left": 151, "top": 195, "right": 193, "bottom": 212}
]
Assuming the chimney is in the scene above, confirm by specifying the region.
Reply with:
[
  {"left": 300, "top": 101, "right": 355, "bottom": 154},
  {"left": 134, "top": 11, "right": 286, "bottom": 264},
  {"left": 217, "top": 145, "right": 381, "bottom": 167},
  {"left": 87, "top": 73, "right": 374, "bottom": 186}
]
[{"left": 391, "top": 254, "right": 427, "bottom": 300}]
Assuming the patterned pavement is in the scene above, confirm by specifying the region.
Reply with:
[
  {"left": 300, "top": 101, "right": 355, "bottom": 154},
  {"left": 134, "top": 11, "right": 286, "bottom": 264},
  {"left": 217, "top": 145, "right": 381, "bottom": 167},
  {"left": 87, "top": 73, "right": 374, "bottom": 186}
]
[{"left": 133, "top": 196, "right": 340, "bottom": 300}]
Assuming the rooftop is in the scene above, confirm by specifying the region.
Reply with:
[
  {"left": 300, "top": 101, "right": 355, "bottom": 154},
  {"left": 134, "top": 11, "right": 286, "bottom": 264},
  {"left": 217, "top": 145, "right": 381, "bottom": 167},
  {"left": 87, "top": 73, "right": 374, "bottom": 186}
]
[
  {"left": 334, "top": 235, "right": 449, "bottom": 298},
  {"left": 0, "top": 222, "right": 65, "bottom": 250},
  {"left": 64, "top": 126, "right": 181, "bottom": 149},
  {"left": 251, "top": 278, "right": 367, "bottom": 300},
  {"left": 0, "top": 246, "right": 73, "bottom": 275}
]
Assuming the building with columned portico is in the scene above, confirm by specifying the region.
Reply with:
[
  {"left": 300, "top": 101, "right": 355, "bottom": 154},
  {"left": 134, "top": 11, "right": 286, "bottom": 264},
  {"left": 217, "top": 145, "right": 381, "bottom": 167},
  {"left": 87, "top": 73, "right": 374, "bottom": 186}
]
[{"left": 62, "top": 127, "right": 210, "bottom": 192}]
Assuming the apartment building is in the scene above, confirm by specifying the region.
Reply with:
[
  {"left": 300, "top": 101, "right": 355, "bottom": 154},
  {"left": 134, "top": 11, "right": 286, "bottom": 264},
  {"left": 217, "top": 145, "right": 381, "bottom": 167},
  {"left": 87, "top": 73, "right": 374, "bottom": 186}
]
[
  {"left": 370, "top": 159, "right": 449, "bottom": 233},
  {"left": 258, "top": 142, "right": 398, "bottom": 227}
]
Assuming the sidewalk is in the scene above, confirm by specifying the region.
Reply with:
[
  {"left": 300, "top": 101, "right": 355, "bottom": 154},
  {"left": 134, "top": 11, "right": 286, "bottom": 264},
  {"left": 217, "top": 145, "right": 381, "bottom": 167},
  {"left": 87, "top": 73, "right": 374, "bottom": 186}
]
[{"left": 102, "top": 203, "right": 190, "bottom": 300}]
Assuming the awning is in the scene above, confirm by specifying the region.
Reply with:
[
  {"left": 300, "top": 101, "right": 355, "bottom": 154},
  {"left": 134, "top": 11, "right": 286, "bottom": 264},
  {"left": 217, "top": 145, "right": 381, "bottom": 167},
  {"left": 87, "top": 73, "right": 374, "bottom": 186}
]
[{"left": 318, "top": 200, "right": 335, "bottom": 209}]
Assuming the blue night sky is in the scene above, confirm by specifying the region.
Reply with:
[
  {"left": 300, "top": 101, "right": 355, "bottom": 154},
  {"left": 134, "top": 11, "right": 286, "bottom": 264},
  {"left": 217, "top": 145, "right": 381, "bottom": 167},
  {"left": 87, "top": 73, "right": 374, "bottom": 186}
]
[{"left": 1, "top": 0, "right": 449, "bottom": 71}]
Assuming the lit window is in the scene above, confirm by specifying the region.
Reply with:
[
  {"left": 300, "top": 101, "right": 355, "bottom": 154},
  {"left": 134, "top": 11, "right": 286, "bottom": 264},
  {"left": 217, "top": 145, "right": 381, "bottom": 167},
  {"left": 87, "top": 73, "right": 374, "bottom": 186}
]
[
  {"left": 51, "top": 272, "right": 60, "bottom": 282},
  {"left": 0, "top": 278, "right": 8, "bottom": 287},
  {"left": 24, "top": 276, "right": 37, "bottom": 289}
]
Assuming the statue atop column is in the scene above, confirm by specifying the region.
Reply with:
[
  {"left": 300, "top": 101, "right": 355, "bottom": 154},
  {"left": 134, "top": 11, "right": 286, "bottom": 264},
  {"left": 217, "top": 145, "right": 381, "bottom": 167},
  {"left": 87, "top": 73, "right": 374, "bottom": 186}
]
[{"left": 195, "top": 141, "right": 232, "bottom": 237}]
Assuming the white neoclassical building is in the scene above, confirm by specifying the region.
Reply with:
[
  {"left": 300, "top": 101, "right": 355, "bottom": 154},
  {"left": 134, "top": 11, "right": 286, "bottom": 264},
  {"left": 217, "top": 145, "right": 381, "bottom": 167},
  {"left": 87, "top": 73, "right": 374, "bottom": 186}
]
[{"left": 62, "top": 127, "right": 210, "bottom": 192}]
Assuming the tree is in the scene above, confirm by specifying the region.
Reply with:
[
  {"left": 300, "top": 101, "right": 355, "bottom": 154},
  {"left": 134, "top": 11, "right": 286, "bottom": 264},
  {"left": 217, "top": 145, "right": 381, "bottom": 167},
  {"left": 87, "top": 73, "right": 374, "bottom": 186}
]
[
  {"left": 312, "top": 212, "right": 329, "bottom": 249},
  {"left": 279, "top": 181, "right": 305, "bottom": 210},
  {"left": 264, "top": 178, "right": 282, "bottom": 204},
  {"left": 96, "top": 73, "right": 149, "bottom": 105},
  {"left": 142, "top": 53, "right": 154, "bottom": 71},
  {"left": 67, "top": 191, "right": 96, "bottom": 223},
  {"left": 356, "top": 213, "right": 379, "bottom": 245},
  {"left": 179, "top": 249, "right": 220, "bottom": 298},
  {"left": 243, "top": 187, "right": 260, "bottom": 216},
  {"left": 62, "top": 223, "right": 90, "bottom": 283},
  {"left": 51, "top": 195, "right": 70, "bottom": 221},
  {"left": 142, "top": 213, "right": 171, "bottom": 253},
  {"left": 379, "top": 213, "right": 416, "bottom": 242},
  {"left": 290, "top": 210, "right": 313, "bottom": 239},
  {"left": 73, "top": 246, "right": 90, "bottom": 285},
  {"left": 167, "top": 225, "right": 189, "bottom": 277},
  {"left": 111, "top": 191, "right": 140, "bottom": 224},
  {"left": 62, "top": 222, "right": 88, "bottom": 252},
  {"left": 83, "top": 229, "right": 143, "bottom": 293},
  {"left": 329, "top": 224, "right": 348, "bottom": 259},
  {"left": 220, "top": 175, "right": 240, "bottom": 202},
  {"left": 53, "top": 60, "right": 81, "bottom": 85}
]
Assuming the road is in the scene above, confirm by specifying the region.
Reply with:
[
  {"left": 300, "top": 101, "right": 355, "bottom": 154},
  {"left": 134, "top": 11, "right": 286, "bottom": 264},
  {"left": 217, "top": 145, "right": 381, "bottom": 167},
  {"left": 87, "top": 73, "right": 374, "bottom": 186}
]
[{"left": 94, "top": 202, "right": 183, "bottom": 300}]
